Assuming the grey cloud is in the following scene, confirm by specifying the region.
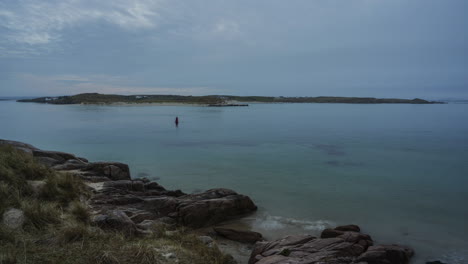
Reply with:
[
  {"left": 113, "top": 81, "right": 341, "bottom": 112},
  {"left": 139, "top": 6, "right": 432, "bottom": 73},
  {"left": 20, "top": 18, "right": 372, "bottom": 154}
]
[{"left": 0, "top": 0, "right": 467, "bottom": 98}]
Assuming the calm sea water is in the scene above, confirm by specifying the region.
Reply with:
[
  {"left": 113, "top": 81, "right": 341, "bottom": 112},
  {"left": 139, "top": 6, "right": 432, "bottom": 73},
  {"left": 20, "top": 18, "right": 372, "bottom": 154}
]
[{"left": 1, "top": 100, "right": 467, "bottom": 263}]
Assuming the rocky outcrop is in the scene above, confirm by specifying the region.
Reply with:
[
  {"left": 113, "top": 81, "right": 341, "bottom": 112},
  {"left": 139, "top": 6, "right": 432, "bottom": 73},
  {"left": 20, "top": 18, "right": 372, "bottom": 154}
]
[
  {"left": 2, "top": 139, "right": 415, "bottom": 264},
  {"left": 214, "top": 227, "right": 264, "bottom": 243},
  {"left": 83, "top": 162, "right": 131, "bottom": 181},
  {"left": 249, "top": 225, "right": 413, "bottom": 264},
  {"left": 0, "top": 140, "right": 37, "bottom": 154},
  {"left": 0, "top": 140, "right": 130, "bottom": 181},
  {"left": 176, "top": 189, "right": 257, "bottom": 228},
  {"left": 91, "top": 185, "right": 257, "bottom": 228},
  {"left": 1, "top": 139, "right": 258, "bottom": 231}
]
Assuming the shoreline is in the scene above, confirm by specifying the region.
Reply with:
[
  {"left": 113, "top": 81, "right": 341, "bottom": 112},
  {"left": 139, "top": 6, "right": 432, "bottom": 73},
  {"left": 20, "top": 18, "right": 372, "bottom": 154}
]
[{"left": 1, "top": 139, "right": 420, "bottom": 264}]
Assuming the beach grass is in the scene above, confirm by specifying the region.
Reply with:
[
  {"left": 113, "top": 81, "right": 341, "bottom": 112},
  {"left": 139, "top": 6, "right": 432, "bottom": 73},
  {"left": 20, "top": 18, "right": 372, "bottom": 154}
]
[{"left": 0, "top": 145, "right": 235, "bottom": 264}]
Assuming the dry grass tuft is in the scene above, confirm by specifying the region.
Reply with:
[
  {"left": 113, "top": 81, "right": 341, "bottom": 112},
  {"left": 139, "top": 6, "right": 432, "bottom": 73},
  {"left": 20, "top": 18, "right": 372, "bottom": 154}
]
[
  {"left": 21, "top": 200, "right": 62, "bottom": 229},
  {"left": 94, "top": 251, "right": 121, "bottom": 264},
  {"left": 40, "top": 173, "right": 87, "bottom": 205},
  {"left": 58, "top": 221, "right": 92, "bottom": 243},
  {"left": 69, "top": 201, "right": 90, "bottom": 224}
]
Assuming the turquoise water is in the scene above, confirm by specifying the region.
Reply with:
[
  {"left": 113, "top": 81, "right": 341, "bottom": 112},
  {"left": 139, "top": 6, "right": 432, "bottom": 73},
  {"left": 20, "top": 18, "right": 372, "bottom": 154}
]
[{"left": 1, "top": 100, "right": 468, "bottom": 263}]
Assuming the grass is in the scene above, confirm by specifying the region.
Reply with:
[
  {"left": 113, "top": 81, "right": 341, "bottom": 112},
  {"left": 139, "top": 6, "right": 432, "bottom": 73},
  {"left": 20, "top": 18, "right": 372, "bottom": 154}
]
[
  {"left": 0, "top": 227, "right": 235, "bottom": 264},
  {"left": 69, "top": 201, "right": 90, "bottom": 224},
  {"left": 21, "top": 200, "right": 62, "bottom": 229},
  {"left": 39, "top": 173, "right": 88, "bottom": 205},
  {"left": 0, "top": 144, "right": 236, "bottom": 264}
]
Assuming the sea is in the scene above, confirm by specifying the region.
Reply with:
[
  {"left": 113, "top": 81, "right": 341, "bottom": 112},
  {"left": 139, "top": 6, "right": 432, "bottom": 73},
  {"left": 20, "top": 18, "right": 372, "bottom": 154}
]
[{"left": 1, "top": 100, "right": 467, "bottom": 263}]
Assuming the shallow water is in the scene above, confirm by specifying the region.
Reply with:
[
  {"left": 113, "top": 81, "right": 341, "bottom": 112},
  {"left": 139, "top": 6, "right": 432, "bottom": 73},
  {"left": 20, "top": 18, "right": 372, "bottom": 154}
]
[{"left": 1, "top": 100, "right": 467, "bottom": 263}]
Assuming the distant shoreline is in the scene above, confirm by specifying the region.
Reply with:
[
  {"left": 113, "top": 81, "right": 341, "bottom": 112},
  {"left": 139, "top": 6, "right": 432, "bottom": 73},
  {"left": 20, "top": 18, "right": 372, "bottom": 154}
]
[{"left": 17, "top": 92, "right": 443, "bottom": 105}]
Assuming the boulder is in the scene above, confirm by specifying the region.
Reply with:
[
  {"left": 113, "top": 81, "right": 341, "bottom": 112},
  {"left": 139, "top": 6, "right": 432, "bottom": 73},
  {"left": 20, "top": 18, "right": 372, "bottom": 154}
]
[
  {"left": 91, "top": 187, "right": 256, "bottom": 229},
  {"left": 249, "top": 235, "right": 316, "bottom": 264},
  {"left": 2, "top": 208, "right": 25, "bottom": 229},
  {"left": 214, "top": 227, "right": 263, "bottom": 243},
  {"left": 321, "top": 228, "right": 345, "bottom": 238},
  {"left": 250, "top": 236, "right": 366, "bottom": 264},
  {"left": 198, "top": 235, "right": 214, "bottom": 245},
  {"left": 249, "top": 226, "right": 411, "bottom": 264},
  {"left": 338, "top": 231, "right": 373, "bottom": 249},
  {"left": 176, "top": 188, "right": 257, "bottom": 228},
  {"left": 355, "top": 244, "right": 414, "bottom": 264},
  {"left": 92, "top": 210, "right": 137, "bottom": 235}
]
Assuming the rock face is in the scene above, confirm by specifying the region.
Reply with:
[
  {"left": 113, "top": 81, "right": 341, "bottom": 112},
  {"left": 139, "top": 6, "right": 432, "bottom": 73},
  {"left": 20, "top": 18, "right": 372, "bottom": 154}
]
[
  {"left": 91, "top": 184, "right": 257, "bottom": 228},
  {"left": 1, "top": 139, "right": 258, "bottom": 230},
  {"left": 83, "top": 162, "right": 131, "bottom": 181},
  {"left": 214, "top": 227, "right": 264, "bottom": 243},
  {"left": 176, "top": 189, "right": 257, "bottom": 228},
  {"left": 249, "top": 225, "right": 413, "bottom": 264},
  {"left": 2, "top": 208, "right": 25, "bottom": 229},
  {"left": 0, "top": 140, "right": 37, "bottom": 154}
]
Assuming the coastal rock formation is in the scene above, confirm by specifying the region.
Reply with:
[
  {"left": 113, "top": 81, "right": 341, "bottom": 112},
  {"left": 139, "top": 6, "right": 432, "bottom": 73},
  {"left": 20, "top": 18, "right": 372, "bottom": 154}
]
[
  {"left": 176, "top": 189, "right": 257, "bottom": 227},
  {"left": 249, "top": 225, "right": 413, "bottom": 264},
  {"left": 92, "top": 184, "right": 257, "bottom": 228},
  {"left": 1, "top": 139, "right": 416, "bottom": 264},
  {"left": 83, "top": 162, "right": 131, "bottom": 181},
  {"left": 0, "top": 139, "right": 258, "bottom": 230}
]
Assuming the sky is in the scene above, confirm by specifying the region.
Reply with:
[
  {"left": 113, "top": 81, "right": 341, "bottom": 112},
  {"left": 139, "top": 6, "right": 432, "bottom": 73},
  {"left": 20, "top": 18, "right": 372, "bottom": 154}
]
[{"left": 1, "top": 0, "right": 467, "bottom": 99}]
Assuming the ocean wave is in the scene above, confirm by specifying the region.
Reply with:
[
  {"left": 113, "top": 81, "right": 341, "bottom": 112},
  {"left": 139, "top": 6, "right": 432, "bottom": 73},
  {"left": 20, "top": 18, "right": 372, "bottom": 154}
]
[
  {"left": 251, "top": 214, "right": 334, "bottom": 234},
  {"left": 435, "top": 249, "right": 468, "bottom": 264}
]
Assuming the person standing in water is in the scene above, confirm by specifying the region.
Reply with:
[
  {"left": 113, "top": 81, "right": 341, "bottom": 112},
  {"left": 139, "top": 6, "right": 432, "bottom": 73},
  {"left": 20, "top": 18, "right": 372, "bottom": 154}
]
[{"left": 175, "top": 116, "right": 179, "bottom": 126}]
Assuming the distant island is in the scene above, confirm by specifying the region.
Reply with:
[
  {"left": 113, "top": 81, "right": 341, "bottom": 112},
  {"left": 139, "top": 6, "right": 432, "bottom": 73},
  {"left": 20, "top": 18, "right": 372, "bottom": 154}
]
[{"left": 17, "top": 93, "right": 441, "bottom": 105}]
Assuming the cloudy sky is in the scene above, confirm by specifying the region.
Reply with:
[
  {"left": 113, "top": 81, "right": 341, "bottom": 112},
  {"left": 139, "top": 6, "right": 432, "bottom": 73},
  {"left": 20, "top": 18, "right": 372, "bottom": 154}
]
[{"left": 1, "top": 0, "right": 467, "bottom": 99}]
